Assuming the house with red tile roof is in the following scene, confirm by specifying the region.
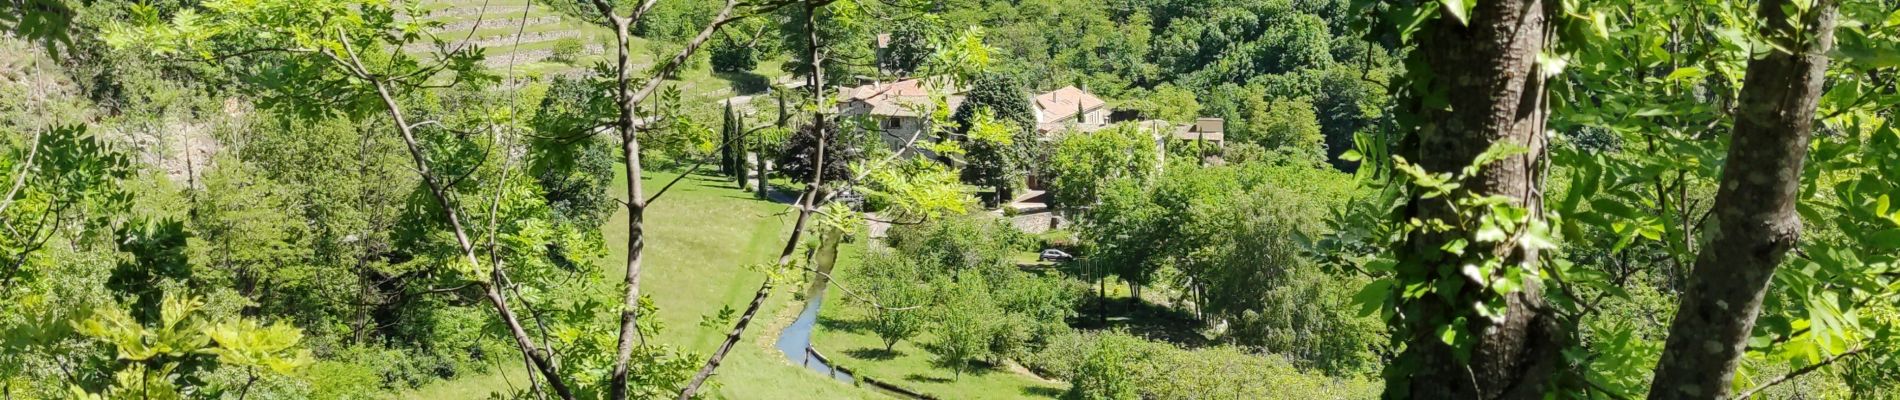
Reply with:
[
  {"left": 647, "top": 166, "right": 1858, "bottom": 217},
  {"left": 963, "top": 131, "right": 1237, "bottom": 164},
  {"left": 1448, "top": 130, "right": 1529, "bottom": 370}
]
[{"left": 1033, "top": 86, "right": 1109, "bottom": 134}]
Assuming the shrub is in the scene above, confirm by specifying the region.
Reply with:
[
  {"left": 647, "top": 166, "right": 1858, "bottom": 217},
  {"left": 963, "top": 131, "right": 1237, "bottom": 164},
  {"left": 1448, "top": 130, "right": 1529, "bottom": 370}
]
[{"left": 550, "top": 38, "right": 585, "bottom": 63}]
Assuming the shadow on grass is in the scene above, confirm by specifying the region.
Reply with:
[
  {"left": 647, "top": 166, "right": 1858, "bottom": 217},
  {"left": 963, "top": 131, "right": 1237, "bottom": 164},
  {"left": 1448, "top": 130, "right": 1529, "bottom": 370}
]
[
  {"left": 714, "top": 71, "right": 772, "bottom": 95},
  {"left": 1021, "top": 386, "right": 1065, "bottom": 398},
  {"left": 903, "top": 373, "right": 953, "bottom": 384},
  {"left": 843, "top": 347, "right": 902, "bottom": 361},
  {"left": 816, "top": 315, "right": 871, "bottom": 334},
  {"left": 1070, "top": 296, "right": 1210, "bottom": 348}
]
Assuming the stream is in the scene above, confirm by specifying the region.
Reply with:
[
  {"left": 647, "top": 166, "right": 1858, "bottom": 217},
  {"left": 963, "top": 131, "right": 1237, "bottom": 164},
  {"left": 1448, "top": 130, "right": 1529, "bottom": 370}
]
[{"left": 774, "top": 291, "right": 855, "bottom": 384}]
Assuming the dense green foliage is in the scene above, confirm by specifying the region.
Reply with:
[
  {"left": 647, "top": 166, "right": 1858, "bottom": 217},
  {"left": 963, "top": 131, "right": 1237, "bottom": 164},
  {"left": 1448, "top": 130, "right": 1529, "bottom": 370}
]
[{"left": 8, "top": 0, "right": 1900, "bottom": 398}]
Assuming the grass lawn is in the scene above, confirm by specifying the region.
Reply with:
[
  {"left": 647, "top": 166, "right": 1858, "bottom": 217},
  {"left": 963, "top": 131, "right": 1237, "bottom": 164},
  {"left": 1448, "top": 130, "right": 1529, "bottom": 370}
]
[
  {"left": 811, "top": 242, "right": 1067, "bottom": 400},
  {"left": 405, "top": 167, "right": 877, "bottom": 399}
]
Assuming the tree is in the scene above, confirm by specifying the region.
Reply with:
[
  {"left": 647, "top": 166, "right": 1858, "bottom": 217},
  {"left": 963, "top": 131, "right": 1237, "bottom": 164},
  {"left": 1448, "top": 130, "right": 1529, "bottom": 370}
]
[
  {"left": 529, "top": 75, "right": 616, "bottom": 228},
  {"left": 1648, "top": 0, "right": 1841, "bottom": 397},
  {"left": 930, "top": 275, "right": 996, "bottom": 381},
  {"left": 550, "top": 37, "right": 585, "bottom": 63},
  {"left": 957, "top": 110, "right": 1031, "bottom": 206},
  {"left": 188, "top": 154, "right": 308, "bottom": 312},
  {"left": 1241, "top": 96, "right": 1323, "bottom": 160},
  {"left": 949, "top": 73, "right": 1036, "bottom": 205},
  {"left": 709, "top": 34, "right": 758, "bottom": 73},
  {"left": 951, "top": 73, "right": 1036, "bottom": 132},
  {"left": 1044, "top": 123, "right": 1159, "bottom": 213},
  {"left": 776, "top": 120, "right": 863, "bottom": 186},
  {"left": 1359, "top": 0, "right": 1561, "bottom": 397},
  {"left": 777, "top": 0, "right": 874, "bottom": 86},
  {"left": 859, "top": 251, "right": 927, "bottom": 352},
  {"left": 1062, "top": 332, "right": 1140, "bottom": 400},
  {"left": 881, "top": 17, "right": 944, "bottom": 75}
]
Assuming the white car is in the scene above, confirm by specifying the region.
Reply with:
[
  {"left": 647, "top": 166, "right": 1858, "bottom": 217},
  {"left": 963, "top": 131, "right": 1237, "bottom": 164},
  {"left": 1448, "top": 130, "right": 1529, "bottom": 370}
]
[{"left": 1039, "top": 249, "right": 1074, "bottom": 262}]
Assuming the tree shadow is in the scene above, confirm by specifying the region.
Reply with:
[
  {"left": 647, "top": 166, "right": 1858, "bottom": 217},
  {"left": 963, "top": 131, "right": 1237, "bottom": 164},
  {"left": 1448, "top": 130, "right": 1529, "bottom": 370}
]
[
  {"left": 816, "top": 315, "right": 870, "bottom": 334},
  {"left": 843, "top": 347, "right": 902, "bottom": 361},
  {"left": 714, "top": 71, "right": 771, "bottom": 95},
  {"left": 1021, "top": 386, "right": 1065, "bottom": 398},
  {"left": 1070, "top": 296, "right": 1210, "bottom": 348},
  {"left": 903, "top": 373, "right": 952, "bottom": 384}
]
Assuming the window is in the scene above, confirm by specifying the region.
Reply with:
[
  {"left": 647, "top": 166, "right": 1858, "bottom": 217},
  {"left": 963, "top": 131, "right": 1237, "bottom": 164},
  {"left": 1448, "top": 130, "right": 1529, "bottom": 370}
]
[{"left": 885, "top": 117, "right": 902, "bottom": 129}]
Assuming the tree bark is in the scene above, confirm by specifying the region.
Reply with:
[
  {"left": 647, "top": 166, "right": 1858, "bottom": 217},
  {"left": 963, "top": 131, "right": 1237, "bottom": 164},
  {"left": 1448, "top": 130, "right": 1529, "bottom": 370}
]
[
  {"left": 1394, "top": 0, "right": 1559, "bottom": 398},
  {"left": 1648, "top": 1, "right": 1838, "bottom": 398}
]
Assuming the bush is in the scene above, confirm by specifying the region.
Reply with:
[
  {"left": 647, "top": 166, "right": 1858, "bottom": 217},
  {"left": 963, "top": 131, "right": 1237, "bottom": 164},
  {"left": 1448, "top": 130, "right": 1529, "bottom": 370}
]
[
  {"left": 710, "top": 36, "right": 757, "bottom": 73},
  {"left": 1036, "top": 330, "right": 1381, "bottom": 399},
  {"left": 1062, "top": 331, "right": 1147, "bottom": 400},
  {"left": 550, "top": 38, "right": 585, "bottom": 63}
]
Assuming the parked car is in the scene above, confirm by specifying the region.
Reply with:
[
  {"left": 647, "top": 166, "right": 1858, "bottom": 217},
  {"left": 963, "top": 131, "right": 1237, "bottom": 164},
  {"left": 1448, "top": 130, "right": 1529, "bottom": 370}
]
[{"left": 1039, "top": 249, "right": 1074, "bottom": 262}]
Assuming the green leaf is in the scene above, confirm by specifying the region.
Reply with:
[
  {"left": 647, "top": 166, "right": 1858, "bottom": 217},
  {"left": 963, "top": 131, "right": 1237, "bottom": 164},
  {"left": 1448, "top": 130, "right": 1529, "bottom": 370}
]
[
  {"left": 1867, "top": 229, "right": 1900, "bottom": 248},
  {"left": 1439, "top": 0, "right": 1475, "bottom": 26},
  {"left": 1353, "top": 279, "right": 1395, "bottom": 317},
  {"left": 1590, "top": 10, "right": 1610, "bottom": 39},
  {"left": 1664, "top": 67, "right": 1706, "bottom": 82}
]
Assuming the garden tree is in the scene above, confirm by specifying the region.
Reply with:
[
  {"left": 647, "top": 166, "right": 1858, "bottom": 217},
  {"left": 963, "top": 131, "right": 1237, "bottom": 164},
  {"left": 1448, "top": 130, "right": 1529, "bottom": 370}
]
[
  {"left": 528, "top": 75, "right": 617, "bottom": 229},
  {"left": 776, "top": 119, "right": 865, "bottom": 185},
  {"left": 720, "top": 101, "right": 737, "bottom": 176},
  {"left": 731, "top": 105, "right": 752, "bottom": 189},
  {"left": 550, "top": 37, "right": 586, "bottom": 63},
  {"left": 187, "top": 154, "right": 309, "bottom": 313},
  {"left": 758, "top": 91, "right": 792, "bottom": 199},
  {"left": 880, "top": 16, "right": 945, "bottom": 75},
  {"left": 929, "top": 274, "right": 997, "bottom": 381},
  {"left": 1649, "top": 0, "right": 1843, "bottom": 397},
  {"left": 957, "top": 110, "right": 1031, "bottom": 206},
  {"left": 1119, "top": 83, "right": 1200, "bottom": 123},
  {"left": 776, "top": 0, "right": 875, "bottom": 87},
  {"left": 709, "top": 32, "right": 759, "bottom": 73},
  {"left": 1043, "top": 123, "right": 1159, "bottom": 213},
  {"left": 951, "top": 72, "right": 1036, "bottom": 131},
  {"left": 1062, "top": 331, "right": 1140, "bottom": 400},
  {"left": 1037, "top": 328, "right": 1383, "bottom": 399},
  {"left": 884, "top": 214, "right": 1021, "bottom": 279},
  {"left": 950, "top": 72, "right": 1041, "bottom": 198},
  {"left": 1240, "top": 96, "right": 1323, "bottom": 160},
  {"left": 857, "top": 250, "right": 928, "bottom": 351},
  {"left": 1078, "top": 176, "right": 1164, "bottom": 301}
]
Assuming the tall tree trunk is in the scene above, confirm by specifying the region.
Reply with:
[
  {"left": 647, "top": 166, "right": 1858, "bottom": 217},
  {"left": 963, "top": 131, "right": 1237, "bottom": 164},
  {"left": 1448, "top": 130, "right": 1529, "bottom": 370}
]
[
  {"left": 1648, "top": 1, "right": 1838, "bottom": 398},
  {"left": 1394, "top": 0, "right": 1559, "bottom": 398},
  {"left": 604, "top": 15, "right": 652, "bottom": 400}
]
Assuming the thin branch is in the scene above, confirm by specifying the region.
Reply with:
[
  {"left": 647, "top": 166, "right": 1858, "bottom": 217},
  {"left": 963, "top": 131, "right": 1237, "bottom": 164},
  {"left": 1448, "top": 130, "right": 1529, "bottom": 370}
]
[
  {"left": 645, "top": 123, "right": 769, "bottom": 206},
  {"left": 677, "top": 2, "right": 831, "bottom": 397},
  {"left": 339, "top": 28, "right": 576, "bottom": 400},
  {"left": 0, "top": 129, "right": 42, "bottom": 216},
  {"left": 800, "top": 266, "right": 923, "bottom": 311},
  {"left": 1734, "top": 346, "right": 1866, "bottom": 399}
]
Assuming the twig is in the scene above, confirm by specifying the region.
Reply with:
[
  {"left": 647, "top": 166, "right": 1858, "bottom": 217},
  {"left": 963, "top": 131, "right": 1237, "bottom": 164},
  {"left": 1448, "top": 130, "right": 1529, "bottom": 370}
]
[
  {"left": 801, "top": 266, "right": 923, "bottom": 311},
  {"left": 0, "top": 129, "right": 42, "bottom": 216},
  {"left": 1734, "top": 346, "right": 1866, "bottom": 399}
]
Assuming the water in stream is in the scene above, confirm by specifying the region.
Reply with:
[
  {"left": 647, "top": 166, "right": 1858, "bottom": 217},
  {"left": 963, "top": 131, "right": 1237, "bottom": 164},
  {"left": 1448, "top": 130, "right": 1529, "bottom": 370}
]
[{"left": 775, "top": 293, "right": 855, "bottom": 384}]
